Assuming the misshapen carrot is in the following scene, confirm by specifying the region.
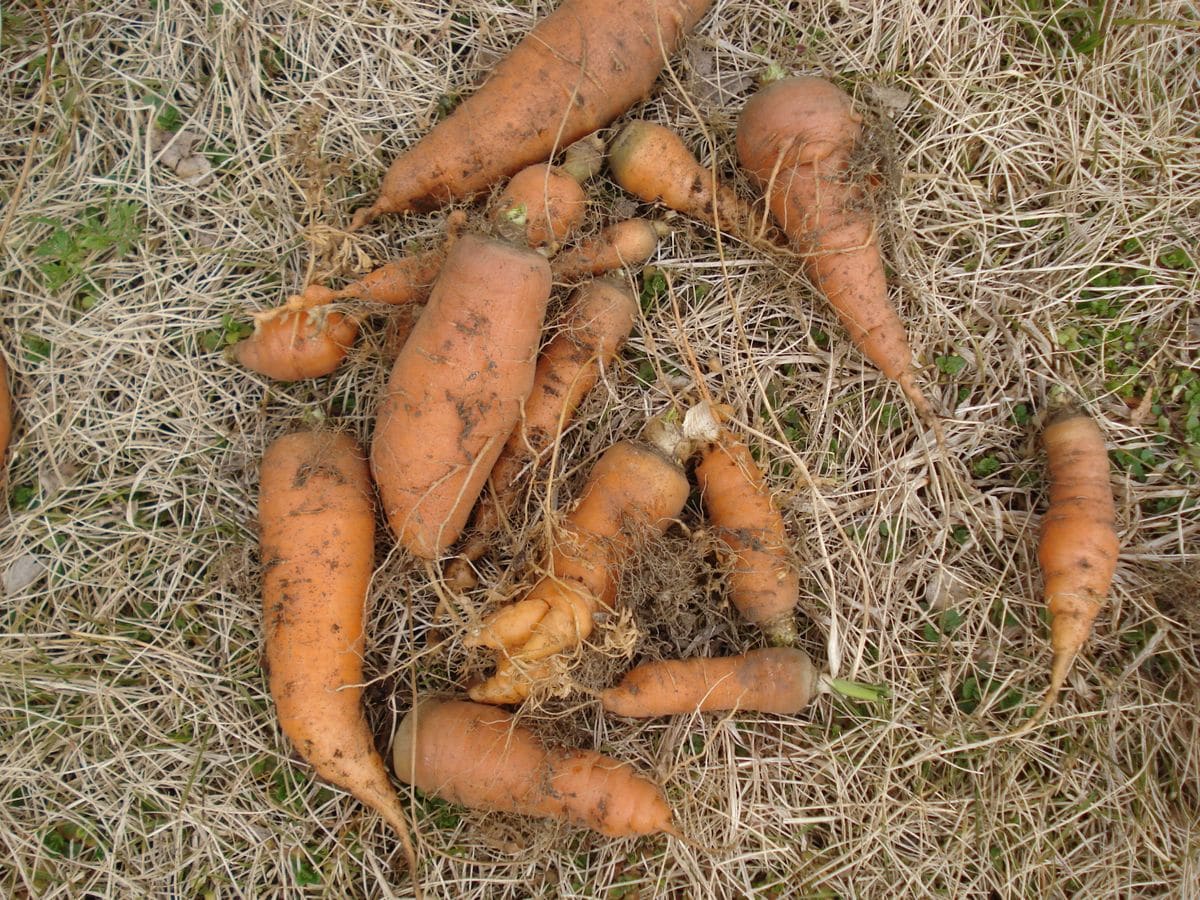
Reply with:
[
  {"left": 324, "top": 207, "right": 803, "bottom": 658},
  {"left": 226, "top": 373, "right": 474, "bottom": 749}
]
[
  {"left": 695, "top": 429, "right": 800, "bottom": 646},
  {"left": 393, "top": 697, "right": 677, "bottom": 837},
  {"left": 601, "top": 647, "right": 819, "bottom": 716},
  {"left": 353, "top": 0, "right": 714, "bottom": 225},
  {"left": 1029, "top": 408, "right": 1119, "bottom": 724},
  {"left": 736, "top": 77, "right": 942, "bottom": 444},
  {"left": 233, "top": 306, "right": 358, "bottom": 381},
  {"left": 551, "top": 219, "right": 667, "bottom": 282},
  {"left": 371, "top": 233, "right": 552, "bottom": 559},
  {"left": 467, "top": 440, "right": 690, "bottom": 704},
  {"left": 257, "top": 431, "right": 417, "bottom": 879}
]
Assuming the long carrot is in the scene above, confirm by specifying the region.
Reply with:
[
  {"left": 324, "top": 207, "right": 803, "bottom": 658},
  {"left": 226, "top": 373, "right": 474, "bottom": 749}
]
[
  {"left": 351, "top": 0, "right": 713, "bottom": 226},
  {"left": 736, "top": 76, "right": 942, "bottom": 444},
  {"left": 1028, "top": 407, "right": 1119, "bottom": 725},
  {"left": 467, "top": 440, "right": 690, "bottom": 704},
  {"left": 257, "top": 431, "right": 418, "bottom": 882},
  {"left": 371, "top": 233, "right": 552, "bottom": 559},
  {"left": 601, "top": 648, "right": 819, "bottom": 716},
  {"left": 393, "top": 697, "right": 677, "bottom": 837}
]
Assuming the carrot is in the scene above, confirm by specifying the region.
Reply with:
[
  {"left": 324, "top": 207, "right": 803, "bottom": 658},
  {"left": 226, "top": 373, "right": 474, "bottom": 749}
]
[
  {"left": 392, "top": 697, "right": 677, "bottom": 837},
  {"left": 489, "top": 163, "right": 589, "bottom": 251},
  {"left": 257, "top": 431, "right": 417, "bottom": 880},
  {"left": 0, "top": 353, "right": 11, "bottom": 476},
  {"left": 351, "top": 0, "right": 714, "bottom": 226},
  {"left": 371, "top": 233, "right": 552, "bottom": 559},
  {"left": 695, "top": 429, "right": 800, "bottom": 646},
  {"left": 736, "top": 77, "right": 942, "bottom": 445},
  {"left": 468, "top": 440, "right": 690, "bottom": 704},
  {"left": 233, "top": 306, "right": 358, "bottom": 381},
  {"left": 608, "top": 120, "right": 761, "bottom": 240},
  {"left": 601, "top": 647, "right": 819, "bottom": 716},
  {"left": 1027, "top": 407, "right": 1119, "bottom": 725},
  {"left": 551, "top": 218, "right": 667, "bottom": 282},
  {"left": 457, "top": 278, "right": 638, "bottom": 567}
]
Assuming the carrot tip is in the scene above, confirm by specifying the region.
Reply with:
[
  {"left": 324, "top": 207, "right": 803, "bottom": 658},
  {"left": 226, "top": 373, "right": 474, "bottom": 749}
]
[{"left": 898, "top": 371, "right": 945, "bottom": 450}]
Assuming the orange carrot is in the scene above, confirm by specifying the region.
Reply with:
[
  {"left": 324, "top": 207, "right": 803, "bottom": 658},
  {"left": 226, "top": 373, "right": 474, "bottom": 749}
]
[
  {"left": 695, "top": 429, "right": 799, "bottom": 645},
  {"left": 257, "top": 431, "right": 417, "bottom": 880},
  {"left": 489, "top": 163, "right": 589, "bottom": 251},
  {"left": 601, "top": 647, "right": 819, "bottom": 716},
  {"left": 393, "top": 697, "right": 677, "bottom": 837},
  {"left": 233, "top": 306, "right": 358, "bottom": 381},
  {"left": 351, "top": 0, "right": 714, "bottom": 226},
  {"left": 609, "top": 120, "right": 761, "bottom": 239},
  {"left": 371, "top": 233, "right": 552, "bottom": 559},
  {"left": 736, "top": 77, "right": 942, "bottom": 444},
  {"left": 551, "top": 219, "right": 666, "bottom": 282},
  {"left": 467, "top": 440, "right": 690, "bottom": 704},
  {"left": 1028, "top": 407, "right": 1119, "bottom": 724}
]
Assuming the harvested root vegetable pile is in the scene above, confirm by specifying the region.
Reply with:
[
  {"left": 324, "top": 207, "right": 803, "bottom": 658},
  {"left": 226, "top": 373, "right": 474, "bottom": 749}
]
[{"left": 1, "top": 2, "right": 1198, "bottom": 899}]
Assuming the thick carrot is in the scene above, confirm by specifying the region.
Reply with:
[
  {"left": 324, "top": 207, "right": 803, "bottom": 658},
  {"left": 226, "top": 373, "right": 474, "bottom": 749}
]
[
  {"left": 601, "top": 647, "right": 818, "bottom": 716},
  {"left": 736, "top": 77, "right": 942, "bottom": 444},
  {"left": 489, "top": 163, "right": 589, "bottom": 251},
  {"left": 465, "top": 278, "right": 638, "bottom": 554},
  {"left": 352, "top": 0, "right": 713, "bottom": 226},
  {"left": 1029, "top": 408, "right": 1119, "bottom": 724},
  {"left": 551, "top": 219, "right": 667, "bottom": 282},
  {"left": 233, "top": 306, "right": 358, "bottom": 381},
  {"left": 258, "top": 431, "right": 417, "bottom": 879},
  {"left": 393, "top": 697, "right": 677, "bottom": 837},
  {"left": 371, "top": 233, "right": 552, "bottom": 559},
  {"left": 467, "top": 440, "right": 690, "bottom": 704},
  {"left": 695, "top": 429, "right": 800, "bottom": 646},
  {"left": 608, "top": 120, "right": 761, "bottom": 239}
]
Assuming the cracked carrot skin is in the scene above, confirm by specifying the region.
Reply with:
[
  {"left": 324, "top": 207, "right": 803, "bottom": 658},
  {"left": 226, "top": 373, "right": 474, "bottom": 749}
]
[
  {"left": 695, "top": 430, "right": 800, "bottom": 646},
  {"left": 353, "top": 0, "right": 714, "bottom": 225},
  {"left": 258, "top": 431, "right": 416, "bottom": 873},
  {"left": 370, "top": 233, "right": 552, "bottom": 559},
  {"left": 736, "top": 77, "right": 940, "bottom": 442},
  {"left": 1034, "top": 408, "right": 1119, "bottom": 717},
  {"left": 233, "top": 307, "right": 358, "bottom": 381},
  {"left": 601, "top": 647, "right": 819, "bottom": 716},
  {"left": 467, "top": 440, "right": 690, "bottom": 704},
  {"left": 392, "top": 697, "right": 677, "bottom": 837}
]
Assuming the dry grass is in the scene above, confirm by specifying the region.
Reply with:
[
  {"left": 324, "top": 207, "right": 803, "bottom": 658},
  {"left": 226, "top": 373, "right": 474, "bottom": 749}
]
[{"left": 2, "top": 1, "right": 1198, "bottom": 897}]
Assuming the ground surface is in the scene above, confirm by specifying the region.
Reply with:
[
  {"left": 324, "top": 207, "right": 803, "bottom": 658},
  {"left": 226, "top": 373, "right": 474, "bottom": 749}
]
[{"left": 1, "top": 1, "right": 1198, "bottom": 897}]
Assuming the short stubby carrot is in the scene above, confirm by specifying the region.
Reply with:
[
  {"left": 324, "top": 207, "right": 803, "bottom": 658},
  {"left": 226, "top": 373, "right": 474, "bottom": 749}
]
[{"left": 551, "top": 219, "right": 667, "bottom": 283}]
